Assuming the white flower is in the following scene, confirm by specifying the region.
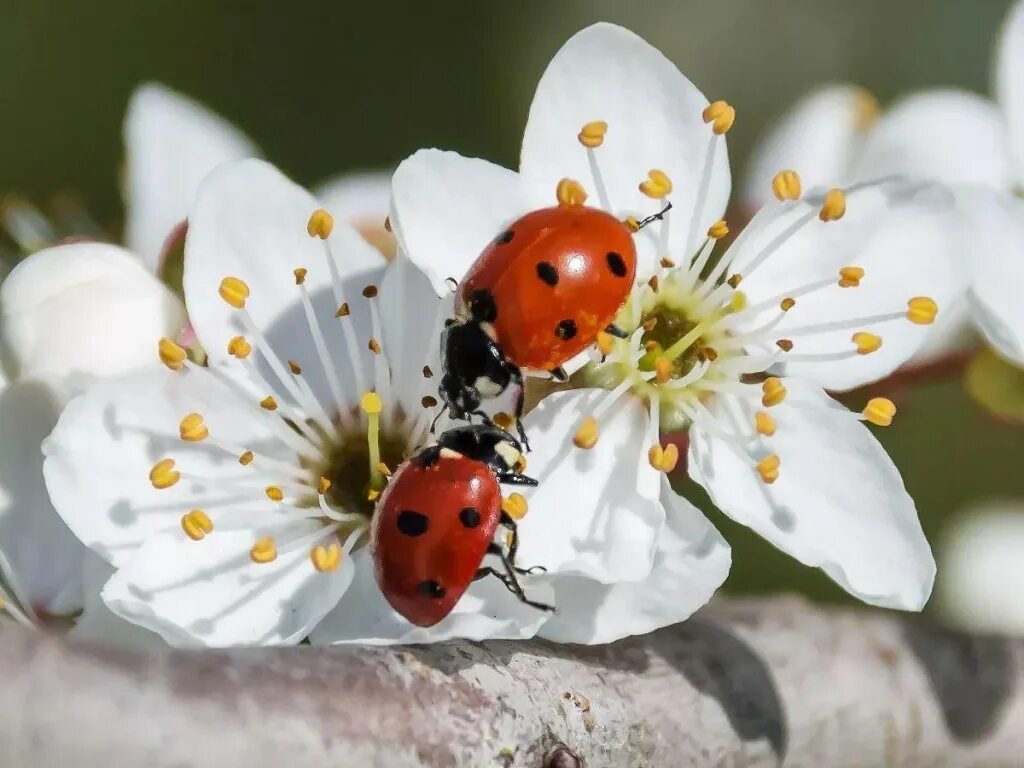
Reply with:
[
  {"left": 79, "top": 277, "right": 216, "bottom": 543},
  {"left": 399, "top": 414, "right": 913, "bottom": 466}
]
[
  {"left": 391, "top": 22, "right": 967, "bottom": 618},
  {"left": 742, "top": 0, "right": 1024, "bottom": 366}
]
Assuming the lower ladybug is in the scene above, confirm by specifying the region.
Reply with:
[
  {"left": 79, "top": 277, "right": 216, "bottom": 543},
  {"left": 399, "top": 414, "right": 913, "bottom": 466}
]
[{"left": 371, "top": 423, "right": 553, "bottom": 627}]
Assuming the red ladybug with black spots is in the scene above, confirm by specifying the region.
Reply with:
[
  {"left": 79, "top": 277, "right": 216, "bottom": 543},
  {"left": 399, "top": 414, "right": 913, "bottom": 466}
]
[
  {"left": 371, "top": 423, "right": 552, "bottom": 627},
  {"left": 438, "top": 202, "right": 669, "bottom": 445}
]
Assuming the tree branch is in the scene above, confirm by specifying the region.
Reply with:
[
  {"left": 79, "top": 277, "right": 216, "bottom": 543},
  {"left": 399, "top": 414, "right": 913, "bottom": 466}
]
[{"left": 1, "top": 596, "right": 1021, "bottom": 767}]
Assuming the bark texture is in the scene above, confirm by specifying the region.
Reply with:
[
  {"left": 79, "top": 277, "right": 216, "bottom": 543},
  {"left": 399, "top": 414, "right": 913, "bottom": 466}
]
[{"left": 1, "top": 596, "right": 1021, "bottom": 767}]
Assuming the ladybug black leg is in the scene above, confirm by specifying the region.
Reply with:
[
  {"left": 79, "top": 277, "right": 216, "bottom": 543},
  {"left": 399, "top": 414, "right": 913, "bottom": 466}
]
[
  {"left": 479, "top": 549, "right": 555, "bottom": 613},
  {"left": 496, "top": 471, "right": 538, "bottom": 487},
  {"left": 429, "top": 403, "right": 449, "bottom": 435},
  {"left": 635, "top": 201, "right": 674, "bottom": 231},
  {"left": 549, "top": 365, "right": 568, "bottom": 383},
  {"left": 507, "top": 363, "right": 530, "bottom": 451},
  {"left": 604, "top": 323, "right": 629, "bottom": 339}
]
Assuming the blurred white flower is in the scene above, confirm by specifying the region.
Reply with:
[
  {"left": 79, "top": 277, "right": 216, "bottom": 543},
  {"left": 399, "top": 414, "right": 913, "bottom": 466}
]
[
  {"left": 392, "top": 23, "right": 968, "bottom": 620},
  {"left": 742, "top": 0, "right": 1024, "bottom": 366}
]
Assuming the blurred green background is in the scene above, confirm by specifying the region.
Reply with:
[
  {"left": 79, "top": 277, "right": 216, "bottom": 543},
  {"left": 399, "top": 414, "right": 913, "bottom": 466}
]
[{"left": 2, "top": 0, "right": 1022, "bottom": 606}]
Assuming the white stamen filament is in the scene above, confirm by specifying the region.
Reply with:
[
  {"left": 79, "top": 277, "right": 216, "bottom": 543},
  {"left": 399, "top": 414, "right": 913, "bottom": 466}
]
[
  {"left": 318, "top": 238, "right": 369, "bottom": 396},
  {"left": 587, "top": 148, "right": 612, "bottom": 211},
  {"left": 296, "top": 280, "right": 354, "bottom": 430},
  {"left": 685, "top": 133, "right": 718, "bottom": 259},
  {"left": 240, "top": 359, "right": 325, "bottom": 449},
  {"left": 365, "top": 295, "right": 395, "bottom": 426}
]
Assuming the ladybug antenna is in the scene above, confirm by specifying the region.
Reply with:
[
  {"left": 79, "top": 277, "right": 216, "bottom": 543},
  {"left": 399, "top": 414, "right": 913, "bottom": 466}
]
[
  {"left": 429, "top": 402, "right": 449, "bottom": 435},
  {"left": 635, "top": 201, "right": 673, "bottom": 231}
]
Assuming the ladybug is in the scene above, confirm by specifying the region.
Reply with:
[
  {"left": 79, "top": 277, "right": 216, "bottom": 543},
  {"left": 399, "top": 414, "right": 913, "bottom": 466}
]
[
  {"left": 371, "top": 423, "right": 553, "bottom": 627},
  {"left": 439, "top": 203, "right": 670, "bottom": 443}
]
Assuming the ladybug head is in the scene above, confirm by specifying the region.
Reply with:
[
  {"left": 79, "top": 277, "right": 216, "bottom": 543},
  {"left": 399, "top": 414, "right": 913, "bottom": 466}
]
[{"left": 439, "top": 371, "right": 481, "bottom": 419}]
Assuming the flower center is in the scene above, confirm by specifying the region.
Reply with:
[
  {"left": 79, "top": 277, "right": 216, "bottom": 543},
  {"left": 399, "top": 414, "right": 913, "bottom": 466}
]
[{"left": 320, "top": 418, "right": 407, "bottom": 518}]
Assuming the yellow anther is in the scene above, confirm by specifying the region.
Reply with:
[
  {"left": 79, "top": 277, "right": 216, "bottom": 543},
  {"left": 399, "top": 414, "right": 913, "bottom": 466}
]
[
  {"left": 311, "top": 543, "right": 342, "bottom": 573},
  {"left": 648, "top": 275, "right": 660, "bottom": 293},
  {"left": 368, "top": 337, "right": 382, "bottom": 354},
  {"left": 219, "top": 276, "right": 250, "bottom": 309},
  {"left": 776, "top": 338, "right": 794, "bottom": 352},
  {"left": 761, "top": 377, "right": 787, "bottom": 408},
  {"left": 288, "top": 359, "right": 303, "bottom": 375},
  {"left": 729, "top": 291, "right": 748, "bottom": 312},
  {"left": 639, "top": 169, "right": 673, "bottom": 199},
  {"left": 702, "top": 100, "right": 736, "bottom": 134},
  {"left": 250, "top": 537, "right": 277, "bottom": 564},
  {"left": 361, "top": 391, "right": 383, "bottom": 415},
  {"left": 515, "top": 454, "right": 528, "bottom": 474},
  {"left": 293, "top": 267, "right": 308, "bottom": 285},
  {"left": 577, "top": 120, "right": 608, "bottom": 148},
  {"left": 757, "top": 454, "right": 781, "bottom": 484},
  {"left": 422, "top": 365, "right": 434, "bottom": 378},
  {"left": 624, "top": 215, "right": 640, "bottom": 233},
  {"left": 755, "top": 411, "right": 776, "bottom": 436},
  {"left": 158, "top": 337, "right": 187, "bottom": 370},
  {"left": 149, "top": 458, "right": 180, "bottom": 489},
  {"left": 647, "top": 443, "right": 679, "bottom": 473},
  {"left": 852, "top": 331, "right": 883, "bottom": 355},
  {"left": 708, "top": 220, "right": 729, "bottom": 239},
  {"left": 492, "top": 412, "right": 514, "bottom": 431},
  {"left": 819, "top": 188, "right": 847, "bottom": 221},
  {"left": 907, "top": 296, "right": 938, "bottom": 325},
  {"left": 660, "top": 257, "right": 676, "bottom": 269},
  {"left": 838, "top": 266, "right": 864, "bottom": 288},
  {"left": 556, "top": 178, "right": 588, "bottom": 208},
  {"left": 306, "top": 208, "right": 334, "bottom": 239},
  {"left": 727, "top": 274, "right": 743, "bottom": 289},
  {"left": 421, "top": 395, "right": 438, "bottom": 409},
  {"left": 362, "top": 284, "right": 379, "bottom": 299},
  {"left": 181, "top": 509, "right": 213, "bottom": 541},
  {"left": 336, "top": 302, "right": 351, "bottom": 318},
  {"left": 265, "top": 485, "right": 284, "bottom": 502},
  {"left": 781, "top": 298, "right": 797, "bottom": 313},
  {"left": 227, "top": 335, "right": 252, "bottom": 359},
  {"left": 573, "top": 416, "right": 599, "bottom": 449},
  {"left": 863, "top": 397, "right": 897, "bottom": 427},
  {"left": 597, "top": 331, "right": 616, "bottom": 356},
  {"left": 179, "top": 412, "right": 208, "bottom": 442},
  {"left": 771, "top": 170, "right": 802, "bottom": 201},
  {"left": 239, "top": 450, "right": 254, "bottom": 465},
  {"left": 501, "top": 493, "right": 528, "bottom": 520},
  {"left": 367, "top": 488, "right": 381, "bottom": 502},
  {"left": 701, "top": 345, "right": 719, "bottom": 362},
  {"left": 853, "top": 87, "right": 882, "bottom": 132},
  {"left": 318, "top": 476, "right": 332, "bottom": 495},
  {"left": 655, "top": 356, "right": 672, "bottom": 383},
  {"left": 260, "top": 396, "right": 278, "bottom": 411},
  {"left": 377, "top": 461, "right": 392, "bottom": 478}
]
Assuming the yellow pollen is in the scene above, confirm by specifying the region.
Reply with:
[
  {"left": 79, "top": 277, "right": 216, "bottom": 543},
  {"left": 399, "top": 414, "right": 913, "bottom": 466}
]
[
  {"left": 776, "top": 338, "right": 793, "bottom": 352},
  {"left": 311, "top": 543, "right": 342, "bottom": 573},
  {"left": 771, "top": 170, "right": 802, "bottom": 201},
  {"left": 307, "top": 209, "right": 335, "bottom": 239},
  {"left": 318, "top": 476, "right": 332, "bottom": 494},
  {"left": 907, "top": 296, "right": 938, "bottom": 325},
  {"left": 288, "top": 359, "right": 303, "bottom": 375},
  {"left": 573, "top": 416, "right": 599, "bottom": 449},
  {"left": 660, "top": 257, "right": 676, "bottom": 269},
  {"left": 181, "top": 509, "right": 213, "bottom": 541},
  {"left": 648, "top": 275, "right": 660, "bottom": 293},
  {"left": 227, "top": 335, "right": 252, "bottom": 359},
  {"left": 158, "top": 337, "right": 187, "bottom": 370},
  {"left": 597, "top": 331, "right": 615, "bottom": 356},
  {"left": 780, "top": 297, "right": 796, "bottom": 312},
  {"left": 577, "top": 120, "right": 608, "bottom": 148},
  {"left": 250, "top": 537, "right": 277, "bottom": 564},
  {"left": 863, "top": 397, "right": 897, "bottom": 427},
  {"left": 819, "top": 188, "right": 847, "bottom": 222},
  {"left": 515, "top": 455, "right": 528, "bottom": 474},
  {"left": 367, "top": 488, "right": 381, "bottom": 502},
  {"left": 757, "top": 454, "right": 781, "bottom": 484},
  {"left": 556, "top": 178, "right": 588, "bottom": 208},
  {"left": 293, "top": 267, "right": 308, "bottom": 285},
  {"left": 149, "top": 458, "right": 180, "bottom": 489},
  {"left": 755, "top": 411, "right": 776, "bottom": 436},
  {"left": 729, "top": 291, "right": 748, "bottom": 312},
  {"left": 852, "top": 331, "right": 883, "bottom": 355},
  {"left": 492, "top": 412, "right": 514, "bottom": 431},
  {"left": 368, "top": 337, "right": 382, "bottom": 354},
  {"left": 421, "top": 395, "right": 438, "bottom": 409},
  {"left": 727, "top": 274, "right": 743, "bottom": 289},
  {"left": 260, "top": 396, "right": 278, "bottom": 411},
  {"left": 762, "top": 377, "right": 787, "bottom": 408},
  {"left": 179, "top": 413, "right": 208, "bottom": 442},
  {"left": 362, "top": 284, "right": 379, "bottom": 299},
  {"left": 239, "top": 451, "right": 254, "bottom": 465},
  {"left": 265, "top": 485, "right": 284, "bottom": 502},
  {"left": 377, "top": 461, "right": 392, "bottom": 477},
  {"left": 624, "top": 216, "right": 640, "bottom": 233},
  {"left": 361, "top": 391, "right": 383, "bottom": 415},
  {"left": 838, "top": 266, "right": 864, "bottom": 287},
  {"left": 708, "top": 220, "right": 729, "bottom": 239},
  {"left": 501, "top": 493, "right": 528, "bottom": 520},
  {"left": 363, "top": 391, "right": 385, "bottom": 490},
  {"left": 336, "top": 302, "right": 351, "bottom": 318},
  {"left": 655, "top": 356, "right": 672, "bottom": 383},
  {"left": 639, "top": 169, "right": 673, "bottom": 199},
  {"left": 647, "top": 443, "right": 679, "bottom": 473},
  {"left": 702, "top": 100, "right": 736, "bottom": 134},
  {"left": 219, "top": 276, "right": 250, "bottom": 309}
]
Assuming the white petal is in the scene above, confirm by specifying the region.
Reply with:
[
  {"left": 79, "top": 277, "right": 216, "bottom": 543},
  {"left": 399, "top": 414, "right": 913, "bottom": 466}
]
[
  {"left": 102, "top": 524, "right": 351, "bottom": 647},
  {"left": 69, "top": 552, "right": 165, "bottom": 651},
  {"left": 537, "top": 476, "right": 729, "bottom": 644},
  {"left": 689, "top": 381, "right": 934, "bottom": 610},
  {"left": 851, "top": 90, "right": 1015, "bottom": 190},
  {"left": 0, "top": 379, "right": 85, "bottom": 614},
  {"left": 731, "top": 179, "right": 965, "bottom": 390},
  {"left": 742, "top": 84, "right": 874, "bottom": 211},
  {"left": 184, "top": 159, "right": 386, "bottom": 408},
  {"left": 0, "top": 242, "right": 185, "bottom": 384},
  {"left": 520, "top": 22, "right": 730, "bottom": 275},
  {"left": 995, "top": 0, "right": 1024, "bottom": 187},
  {"left": 124, "top": 84, "right": 258, "bottom": 269},
  {"left": 315, "top": 169, "right": 392, "bottom": 228},
  {"left": 390, "top": 149, "right": 541, "bottom": 296},
  {"left": 42, "top": 364, "right": 294, "bottom": 568},
  {"left": 309, "top": 550, "right": 552, "bottom": 645},
  {"left": 515, "top": 389, "right": 662, "bottom": 583}
]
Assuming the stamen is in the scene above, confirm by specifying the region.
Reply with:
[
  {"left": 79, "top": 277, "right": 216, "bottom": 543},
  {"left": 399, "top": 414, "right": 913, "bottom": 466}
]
[
  {"left": 311, "top": 542, "right": 342, "bottom": 572},
  {"left": 501, "top": 493, "right": 528, "bottom": 520},
  {"left": 754, "top": 411, "right": 776, "bottom": 436},
  {"left": 265, "top": 486, "right": 285, "bottom": 502},
  {"left": 218, "top": 276, "right": 250, "bottom": 309},
  {"left": 181, "top": 509, "right": 213, "bottom": 541},
  {"left": 776, "top": 339, "right": 794, "bottom": 352},
  {"left": 250, "top": 537, "right": 278, "bottom": 564},
  {"left": 579, "top": 121, "right": 612, "bottom": 210},
  {"left": 771, "top": 170, "right": 802, "bottom": 201},
  {"left": 757, "top": 454, "right": 781, "bottom": 484},
  {"left": 906, "top": 297, "right": 938, "bottom": 325},
  {"left": 362, "top": 392, "right": 385, "bottom": 491},
  {"left": 239, "top": 451, "right": 254, "bottom": 465},
  {"left": 863, "top": 397, "right": 896, "bottom": 427},
  {"left": 228, "top": 336, "right": 252, "bottom": 358},
  {"left": 648, "top": 443, "right": 679, "bottom": 473},
  {"left": 761, "top": 377, "right": 787, "bottom": 408},
  {"left": 315, "top": 226, "right": 368, "bottom": 397},
  {"left": 852, "top": 331, "right": 882, "bottom": 355},
  {"left": 596, "top": 331, "right": 616, "bottom": 357},
  {"left": 577, "top": 120, "right": 607, "bottom": 148},
  {"left": 261, "top": 396, "right": 278, "bottom": 410},
  {"left": 179, "top": 413, "right": 208, "bottom": 442},
  {"left": 819, "top": 189, "right": 847, "bottom": 222},
  {"left": 158, "top": 337, "right": 187, "bottom": 370},
  {"left": 572, "top": 377, "right": 637, "bottom": 449},
  {"left": 363, "top": 287, "right": 395, "bottom": 422},
  {"left": 838, "top": 266, "right": 864, "bottom": 288},
  {"left": 708, "top": 220, "right": 729, "bottom": 239},
  {"left": 306, "top": 209, "right": 334, "bottom": 239},
  {"left": 556, "top": 178, "right": 588, "bottom": 208},
  {"left": 150, "top": 458, "right": 180, "bottom": 489},
  {"left": 702, "top": 100, "right": 736, "bottom": 134},
  {"left": 639, "top": 169, "right": 673, "bottom": 199}
]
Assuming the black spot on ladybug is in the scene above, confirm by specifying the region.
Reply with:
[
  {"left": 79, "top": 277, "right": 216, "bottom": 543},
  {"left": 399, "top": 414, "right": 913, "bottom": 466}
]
[
  {"left": 555, "top": 319, "right": 578, "bottom": 340},
  {"left": 397, "top": 510, "right": 429, "bottom": 537},
  {"left": 468, "top": 289, "right": 497, "bottom": 323},
  {"left": 418, "top": 579, "right": 446, "bottom": 599},
  {"left": 607, "top": 251, "right": 628, "bottom": 277},
  {"left": 459, "top": 507, "right": 481, "bottom": 528},
  {"left": 536, "top": 261, "right": 559, "bottom": 287},
  {"left": 495, "top": 229, "right": 514, "bottom": 245}
]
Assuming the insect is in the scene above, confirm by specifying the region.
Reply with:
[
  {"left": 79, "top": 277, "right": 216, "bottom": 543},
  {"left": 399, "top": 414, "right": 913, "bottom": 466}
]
[
  {"left": 438, "top": 203, "right": 669, "bottom": 443},
  {"left": 371, "top": 423, "right": 553, "bottom": 627}
]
